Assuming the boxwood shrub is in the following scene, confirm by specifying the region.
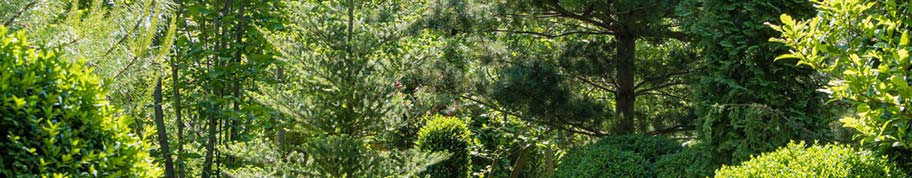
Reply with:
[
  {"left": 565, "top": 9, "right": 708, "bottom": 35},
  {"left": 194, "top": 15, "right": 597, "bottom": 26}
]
[
  {"left": 0, "top": 27, "right": 160, "bottom": 177},
  {"left": 554, "top": 135, "right": 685, "bottom": 178},
  {"left": 714, "top": 141, "right": 905, "bottom": 177},
  {"left": 415, "top": 115, "right": 472, "bottom": 178}
]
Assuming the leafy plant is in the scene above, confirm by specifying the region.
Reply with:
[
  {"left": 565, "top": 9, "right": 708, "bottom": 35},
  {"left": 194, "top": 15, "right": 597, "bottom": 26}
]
[
  {"left": 714, "top": 141, "right": 905, "bottom": 177},
  {"left": 0, "top": 27, "right": 160, "bottom": 177},
  {"left": 655, "top": 146, "right": 717, "bottom": 178},
  {"left": 416, "top": 115, "right": 473, "bottom": 178},
  {"left": 553, "top": 142, "right": 651, "bottom": 178},
  {"left": 770, "top": 0, "right": 912, "bottom": 169},
  {"left": 683, "top": 0, "right": 833, "bottom": 164}
]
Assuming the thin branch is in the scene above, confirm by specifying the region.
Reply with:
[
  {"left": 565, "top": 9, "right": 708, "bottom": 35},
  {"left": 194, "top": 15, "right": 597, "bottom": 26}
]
[
  {"left": 491, "top": 29, "right": 613, "bottom": 39},
  {"left": 576, "top": 76, "right": 615, "bottom": 94},
  {"left": 634, "top": 81, "right": 687, "bottom": 96},
  {"left": 4, "top": 0, "right": 39, "bottom": 27},
  {"left": 458, "top": 95, "right": 608, "bottom": 136}
]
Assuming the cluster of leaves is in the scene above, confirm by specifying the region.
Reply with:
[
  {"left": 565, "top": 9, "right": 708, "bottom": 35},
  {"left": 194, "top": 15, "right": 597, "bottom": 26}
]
[
  {"left": 415, "top": 115, "right": 474, "bottom": 178},
  {"left": 0, "top": 27, "right": 160, "bottom": 177},
  {"left": 682, "top": 0, "right": 834, "bottom": 164},
  {"left": 554, "top": 135, "right": 695, "bottom": 178},
  {"left": 770, "top": 0, "right": 912, "bottom": 168},
  {"left": 714, "top": 141, "right": 905, "bottom": 177}
]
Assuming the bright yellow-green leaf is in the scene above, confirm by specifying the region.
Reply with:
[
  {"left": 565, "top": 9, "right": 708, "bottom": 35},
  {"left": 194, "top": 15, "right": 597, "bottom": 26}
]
[{"left": 901, "top": 31, "right": 909, "bottom": 46}]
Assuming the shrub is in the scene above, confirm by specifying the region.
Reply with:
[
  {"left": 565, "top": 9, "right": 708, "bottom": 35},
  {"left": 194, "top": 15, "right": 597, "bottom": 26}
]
[
  {"left": 655, "top": 147, "right": 717, "bottom": 178},
  {"left": 415, "top": 115, "right": 472, "bottom": 178},
  {"left": 554, "top": 135, "right": 681, "bottom": 178},
  {"left": 714, "top": 141, "right": 905, "bottom": 178},
  {"left": 0, "top": 27, "right": 160, "bottom": 177},
  {"left": 595, "top": 134, "right": 682, "bottom": 161},
  {"left": 553, "top": 142, "right": 651, "bottom": 178}
]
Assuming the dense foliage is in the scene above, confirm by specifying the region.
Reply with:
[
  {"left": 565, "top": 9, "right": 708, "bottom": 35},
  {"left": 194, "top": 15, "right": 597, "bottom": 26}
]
[
  {"left": 3, "top": 0, "right": 911, "bottom": 177},
  {"left": 416, "top": 115, "right": 473, "bottom": 178},
  {"left": 655, "top": 147, "right": 716, "bottom": 178},
  {"left": 553, "top": 143, "right": 651, "bottom": 178},
  {"left": 0, "top": 27, "right": 159, "bottom": 177},
  {"left": 714, "top": 141, "right": 905, "bottom": 177},
  {"left": 554, "top": 135, "right": 698, "bottom": 178},
  {"left": 683, "top": 0, "right": 834, "bottom": 165},
  {"left": 771, "top": 0, "right": 912, "bottom": 168}
]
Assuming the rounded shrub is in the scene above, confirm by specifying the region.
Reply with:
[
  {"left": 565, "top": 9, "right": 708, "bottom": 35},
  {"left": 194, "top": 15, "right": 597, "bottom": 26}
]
[
  {"left": 415, "top": 115, "right": 472, "bottom": 178},
  {"left": 714, "top": 141, "right": 905, "bottom": 177},
  {"left": 0, "top": 27, "right": 160, "bottom": 177},
  {"left": 595, "top": 134, "right": 683, "bottom": 161},
  {"left": 554, "top": 135, "right": 680, "bottom": 178},
  {"left": 655, "top": 147, "right": 717, "bottom": 178},
  {"left": 553, "top": 142, "right": 651, "bottom": 178}
]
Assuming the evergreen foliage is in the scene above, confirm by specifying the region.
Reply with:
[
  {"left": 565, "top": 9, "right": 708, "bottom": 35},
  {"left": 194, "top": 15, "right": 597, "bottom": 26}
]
[
  {"left": 654, "top": 146, "right": 717, "bottom": 178},
  {"left": 714, "top": 141, "right": 905, "bottom": 177},
  {"left": 415, "top": 115, "right": 473, "bottom": 178},
  {"left": 0, "top": 27, "right": 160, "bottom": 177},
  {"left": 553, "top": 141, "right": 651, "bottom": 178},
  {"left": 683, "top": 0, "right": 833, "bottom": 164}
]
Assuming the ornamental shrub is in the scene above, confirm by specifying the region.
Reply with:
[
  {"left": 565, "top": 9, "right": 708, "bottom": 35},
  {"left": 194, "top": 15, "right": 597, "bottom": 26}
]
[
  {"left": 553, "top": 142, "right": 651, "bottom": 178},
  {"left": 655, "top": 146, "right": 717, "bottom": 178},
  {"left": 554, "top": 135, "right": 682, "bottom": 178},
  {"left": 714, "top": 141, "right": 905, "bottom": 178},
  {"left": 415, "top": 115, "right": 472, "bottom": 178},
  {"left": 0, "top": 27, "right": 160, "bottom": 177},
  {"left": 595, "top": 134, "right": 682, "bottom": 161}
]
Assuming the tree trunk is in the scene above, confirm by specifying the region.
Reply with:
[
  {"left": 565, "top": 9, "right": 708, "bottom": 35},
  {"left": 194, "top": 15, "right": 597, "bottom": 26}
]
[
  {"left": 615, "top": 34, "right": 636, "bottom": 133},
  {"left": 153, "top": 76, "right": 175, "bottom": 178}
]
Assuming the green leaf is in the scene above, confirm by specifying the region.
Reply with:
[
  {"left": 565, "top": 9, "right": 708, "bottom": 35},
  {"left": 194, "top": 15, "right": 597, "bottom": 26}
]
[{"left": 901, "top": 31, "right": 909, "bottom": 46}]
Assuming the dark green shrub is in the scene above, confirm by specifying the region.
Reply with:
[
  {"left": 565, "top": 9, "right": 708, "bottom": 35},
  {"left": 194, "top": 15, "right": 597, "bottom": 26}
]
[
  {"left": 0, "top": 27, "right": 160, "bottom": 177},
  {"left": 553, "top": 142, "right": 651, "bottom": 178},
  {"left": 415, "top": 115, "right": 472, "bottom": 178},
  {"left": 595, "top": 134, "right": 682, "bottom": 161},
  {"left": 714, "top": 141, "right": 905, "bottom": 177},
  {"left": 554, "top": 135, "right": 681, "bottom": 178},
  {"left": 655, "top": 147, "right": 717, "bottom": 178}
]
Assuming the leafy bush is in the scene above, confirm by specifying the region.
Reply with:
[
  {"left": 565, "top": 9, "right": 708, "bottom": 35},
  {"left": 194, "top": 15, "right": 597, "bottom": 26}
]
[
  {"left": 0, "top": 27, "right": 160, "bottom": 177},
  {"left": 714, "top": 141, "right": 905, "bottom": 177},
  {"left": 771, "top": 0, "right": 912, "bottom": 169},
  {"left": 553, "top": 142, "right": 651, "bottom": 178},
  {"left": 595, "top": 134, "right": 682, "bottom": 161},
  {"left": 655, "top": 147, "right": 717, "bottom": 178},
  {"left": 415, "top": 115, "right": 473, "bottom": 178},
  {"left": 554, "top": 135, "right": 683, "bottom": 178}
]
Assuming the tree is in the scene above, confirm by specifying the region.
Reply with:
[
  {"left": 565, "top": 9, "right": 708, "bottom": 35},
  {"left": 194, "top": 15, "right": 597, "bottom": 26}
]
[
  {"left": 771, "top": 0, "right": 912, "bottom": 168},
  {"left": 234, "top": 0, "right": 449, "bottom": 176},
  {"left": 683, "top": 0, "right": 833, "bottom": 164},
  {"left": 431, "top": 0, "right": 688, "bottom": 135}
]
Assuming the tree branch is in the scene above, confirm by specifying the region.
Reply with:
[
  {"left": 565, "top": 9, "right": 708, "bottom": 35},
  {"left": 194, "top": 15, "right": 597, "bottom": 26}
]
[
  {"left": 576, "top": 76, "right": 615, "bottom": 94},
  {"left": 3, "top": 0, "right": 38, "bottom": 27},
  {"left": 634, "top": 81, "right": 687, "bottom": 96},
  {"left": 458, "top": 95, "right": 608, "bottom": 136},
  {"left": 491, "top": 29, "right": 612, "bottom": 39}
]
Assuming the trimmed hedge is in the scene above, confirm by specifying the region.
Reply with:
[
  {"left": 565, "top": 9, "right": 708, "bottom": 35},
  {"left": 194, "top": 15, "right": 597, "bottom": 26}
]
[
  {"left": 714, "top": 141, "right": 905, "bottom": 177},
  {"left": 595, "top": 134, "right": 683, "bottom": 161},
  {"left": 655, "top": 147, "right": 717, "bottom": 178},
  {"left": 553, "top": 144, "right": 651, "bottom": 178},
  {"left": 415, "top": 115, "right": 472, "bottom": 178},
  {"left": 554, "top": 135, "right": 686, "bottom": 178},
  {"left": 0, "top": 27, "right": 160, "bottom": 177}
]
